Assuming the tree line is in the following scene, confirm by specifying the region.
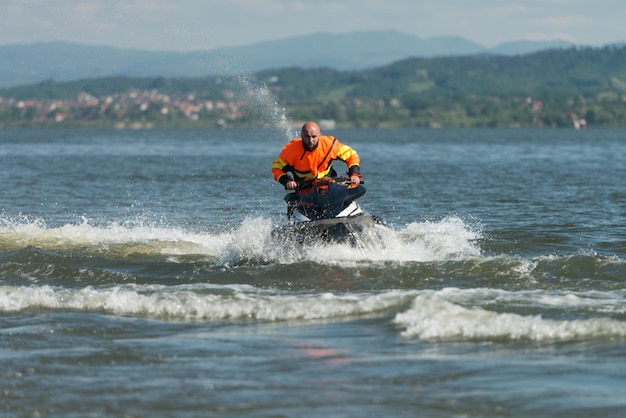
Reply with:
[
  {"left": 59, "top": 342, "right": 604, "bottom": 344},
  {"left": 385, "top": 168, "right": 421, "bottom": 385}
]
[{"left": 2, "top": 45, "right": 626, "bottom": 128}]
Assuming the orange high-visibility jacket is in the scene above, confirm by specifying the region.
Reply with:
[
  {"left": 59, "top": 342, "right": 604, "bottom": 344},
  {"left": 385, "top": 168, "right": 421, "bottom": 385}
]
[{"left": 271, "top": 135, "right": 360, "bottom": 185}]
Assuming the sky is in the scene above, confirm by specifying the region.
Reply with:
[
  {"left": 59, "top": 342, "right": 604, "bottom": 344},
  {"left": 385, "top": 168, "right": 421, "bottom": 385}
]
[{"left": 1, "top": 0, "right": 625, "bottom": 51}]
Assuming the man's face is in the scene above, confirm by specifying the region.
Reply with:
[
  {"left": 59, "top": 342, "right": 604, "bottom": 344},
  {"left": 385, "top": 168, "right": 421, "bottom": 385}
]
[{"left": 301, "top": 126, "right": 320, "bottom": 151}]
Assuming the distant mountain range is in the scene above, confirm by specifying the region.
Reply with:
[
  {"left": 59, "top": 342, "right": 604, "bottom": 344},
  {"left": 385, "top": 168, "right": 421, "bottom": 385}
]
[{"left": 0, "top": 30, "right": 578, "bottom": 88}]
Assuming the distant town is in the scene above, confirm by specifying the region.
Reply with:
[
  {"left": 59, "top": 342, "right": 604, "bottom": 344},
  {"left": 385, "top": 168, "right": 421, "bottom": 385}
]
[
  {"left": 0, "top": 87, "right": 257, "bottom": 129},
  {"left": 0, "top": 85, "right": 595, "bottom": 129}
]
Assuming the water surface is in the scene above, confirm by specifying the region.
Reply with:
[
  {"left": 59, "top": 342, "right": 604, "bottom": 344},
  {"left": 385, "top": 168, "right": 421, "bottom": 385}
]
[{"left": 2, "top": 128, "right": 626, "bottom": 417}]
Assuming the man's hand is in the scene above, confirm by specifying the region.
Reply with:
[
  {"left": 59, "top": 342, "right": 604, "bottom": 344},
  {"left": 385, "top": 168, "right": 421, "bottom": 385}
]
[
  {"left": 350, "top": 175, "right": 361, "bottom": 185},
  {"left": 285, "top": 180, "right": 298, "bottom": 190}
]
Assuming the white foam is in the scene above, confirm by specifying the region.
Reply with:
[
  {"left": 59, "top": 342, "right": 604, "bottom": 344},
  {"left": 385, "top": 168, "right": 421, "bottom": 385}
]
[
  {"left": 0, "top": 214, "right": 483, "bottom": 265},
  {"left": 0, "top": 215, "right": 227, "bottom": 257},
  {"left": 269, "top": 216, "right": 482, "bottom": 265},
  {"left": 394, "top": 288, "right": 626, "bottom": 341},
  {"left": 0, "top": 284, "right": 414, "bottom": 322},
  {"left": 379, "top": 216, "right": 482, "bottom": 261}
]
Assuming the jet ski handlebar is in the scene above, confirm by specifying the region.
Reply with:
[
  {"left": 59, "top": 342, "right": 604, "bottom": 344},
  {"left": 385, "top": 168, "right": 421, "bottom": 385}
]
[{"left": 289, "top": 176, "right": 364, "bottom": 190}]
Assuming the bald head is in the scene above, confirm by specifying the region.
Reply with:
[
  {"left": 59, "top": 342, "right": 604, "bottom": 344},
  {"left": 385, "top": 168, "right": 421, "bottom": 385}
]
[
  {"left": 302, "top": 121, "right": 320, "bottom": 133},
  {"left": 301, "top": 121, "right": 321, "bottom": 151}
]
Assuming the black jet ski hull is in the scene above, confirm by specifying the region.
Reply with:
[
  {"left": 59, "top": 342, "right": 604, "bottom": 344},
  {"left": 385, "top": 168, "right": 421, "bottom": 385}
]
[
  {"left": 274, "top": 213, "right": 382, "bottom": 246},
  {"left": 274, "top": 177, "right": 382, "bottom": 246}
]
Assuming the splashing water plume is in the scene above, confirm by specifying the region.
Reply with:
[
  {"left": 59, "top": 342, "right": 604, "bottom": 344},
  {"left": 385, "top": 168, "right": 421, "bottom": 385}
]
[{"left": 235, "top": 72, "right": 296, "bottom": 139}]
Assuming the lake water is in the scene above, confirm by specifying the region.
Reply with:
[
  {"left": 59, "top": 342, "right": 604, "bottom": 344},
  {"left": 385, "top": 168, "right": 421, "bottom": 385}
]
[{"left": 1, "top": 127, "right": 626, "bottom": 417}]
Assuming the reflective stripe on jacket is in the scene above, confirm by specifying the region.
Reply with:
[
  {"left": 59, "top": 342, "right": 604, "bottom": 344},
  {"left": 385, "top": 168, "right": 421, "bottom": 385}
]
[{"left": 271, "top": 135, "right": 360, "bottom": 183}]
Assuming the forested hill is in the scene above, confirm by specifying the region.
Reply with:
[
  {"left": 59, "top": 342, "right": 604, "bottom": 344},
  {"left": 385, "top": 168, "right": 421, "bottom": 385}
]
[
  {"left": 4, "top": 45, "right": 625, "bottom": 100},
  {"left": 0, "top": 32, "right": 573, "bottom": 88},
  {"left": 375, "top": 45, "right": 626, "bottom": 97},
  {"left": 2, "top": 45, "right": 626, "bottom": 128}
]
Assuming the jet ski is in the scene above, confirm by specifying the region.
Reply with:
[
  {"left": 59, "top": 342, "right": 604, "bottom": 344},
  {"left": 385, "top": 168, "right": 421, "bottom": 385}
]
[{"left": 274, "top": 176, "right": 382, "bottom": 245}]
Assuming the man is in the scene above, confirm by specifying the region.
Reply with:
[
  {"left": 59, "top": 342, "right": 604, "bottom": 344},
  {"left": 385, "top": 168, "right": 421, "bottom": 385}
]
[{"left": 271, "top": 121, "right": 361, "bottom": 190}]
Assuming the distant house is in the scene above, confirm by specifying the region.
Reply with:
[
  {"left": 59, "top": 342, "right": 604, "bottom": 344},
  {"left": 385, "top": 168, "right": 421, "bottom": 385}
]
[{"left": 319, "top": 119, "right": 336, "bottom": 129}]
